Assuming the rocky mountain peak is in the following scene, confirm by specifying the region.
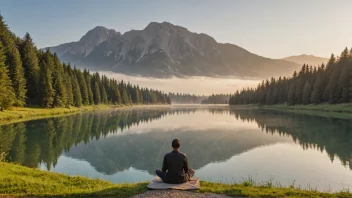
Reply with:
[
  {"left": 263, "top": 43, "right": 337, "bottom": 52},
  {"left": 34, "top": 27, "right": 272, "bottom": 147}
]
[
  {"left": 79, "top": 26, "right": 120, "bottom": 43},
  {"left": 48, "top": 22, "right": 301, "bottom": 78}
]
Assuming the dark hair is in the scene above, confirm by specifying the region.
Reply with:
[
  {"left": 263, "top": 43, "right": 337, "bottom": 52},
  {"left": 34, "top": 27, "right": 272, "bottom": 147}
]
[{"left": 172, "top": 139, "right": 180, "bottom": 149}]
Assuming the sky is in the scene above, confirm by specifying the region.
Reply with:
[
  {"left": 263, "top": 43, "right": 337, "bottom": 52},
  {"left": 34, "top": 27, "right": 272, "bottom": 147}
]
[{"left": 1, "top": 0, "right": 351, "bottom": 59}]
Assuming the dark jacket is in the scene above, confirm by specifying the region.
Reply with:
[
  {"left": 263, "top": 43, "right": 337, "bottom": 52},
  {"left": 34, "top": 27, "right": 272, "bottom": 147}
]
[{"left": 162, "top": 150, "right": 190, "bottom": 184}]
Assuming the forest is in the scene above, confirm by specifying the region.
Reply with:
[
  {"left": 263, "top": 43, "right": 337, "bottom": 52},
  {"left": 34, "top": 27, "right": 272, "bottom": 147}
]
[
  {"left": 0, "top": 15, "right": 170, "bottom": 110},
  {"left": 201, "top": 94, "right": 230, "bottom": 104},
  {"left": 168, "top": 93, "right": 207, "bottom": 104},
  {"left": 229, "top": 47, "right": 352, "bottom": 105}
]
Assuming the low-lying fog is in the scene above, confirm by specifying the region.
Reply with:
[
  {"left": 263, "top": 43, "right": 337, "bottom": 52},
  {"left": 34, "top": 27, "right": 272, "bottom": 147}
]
[{"left": 100, "top": 71, "right": 260, "bottom": 95}]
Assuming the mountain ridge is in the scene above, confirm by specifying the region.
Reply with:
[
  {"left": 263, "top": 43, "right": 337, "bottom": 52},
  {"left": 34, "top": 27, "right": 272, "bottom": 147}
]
[
  {"left": 48, "top": 22, "right": 301, "bottom": 78},
  {"left": 281, "top": 54, "right": 328, "bottom": 66}
]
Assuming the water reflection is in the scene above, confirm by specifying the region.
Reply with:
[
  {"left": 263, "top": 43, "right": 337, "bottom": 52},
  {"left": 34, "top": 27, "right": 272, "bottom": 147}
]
[
  {"left": 1, "top": 106, "right": 352, "bottom": 189},
  {"left": 228, "top": 109, "right": 352, "bottom": 170}
]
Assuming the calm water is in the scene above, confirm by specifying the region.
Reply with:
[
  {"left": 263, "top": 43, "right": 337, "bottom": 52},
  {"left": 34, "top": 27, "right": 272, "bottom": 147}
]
[{"left": 1, "top": 105, "right": 352, "bottom": 191}]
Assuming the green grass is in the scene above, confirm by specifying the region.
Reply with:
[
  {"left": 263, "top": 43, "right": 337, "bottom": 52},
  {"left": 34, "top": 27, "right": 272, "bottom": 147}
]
[
  {"left": 262, "top": 103, "right": 352, "bottom": 119},
  {"left": 1, "top": 162, "right": 352, "bottom": 198},
  {"left": 230, "top": 103, "right": 352, "bottom": 119},
  {"left": 199, "top": 181, "right": 351, "bottom": 198},
  {"left": 0, "top": 162, "right": 148, "bottom": 197},
  {"left": 0, "top": 105, "right": 127, "bottom": 125}
]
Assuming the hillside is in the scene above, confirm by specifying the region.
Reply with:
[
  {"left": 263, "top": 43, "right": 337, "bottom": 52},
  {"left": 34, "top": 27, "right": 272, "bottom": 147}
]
[{"left": 282, "top": 54, "right": 328, "bottom": 66}]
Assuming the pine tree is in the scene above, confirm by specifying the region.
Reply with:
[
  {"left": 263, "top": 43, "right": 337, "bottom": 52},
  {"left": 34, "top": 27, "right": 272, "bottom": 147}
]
[
  {"left": 110, "top": 82, "right": 122, "bottom": 105},
  {"left": 63, "top": 71, "right": 74, "bottom": 107},
  {"left": 75, "top": 69, "right": 89, "bottom": 105},
  {"left": 287, "top": 84, "right": 296, "bottom": 105},
  {"left": 38, "top": 61, "right": 54, "bottom": 107},
  {"left": 83, "top": 69, "right": 94, "bottom": 105},
  {"left": 335, "top": 48, "right": 350, "bottom": 102},
  {"left": 93, "top": 81, "right": 101, "bottom": 105},
  {"left": 51, "top": 54, "right": 66, "bottom": 107},
  {"left": 302, "top": 81, "right": 312, "bottom": 105},
  {"left": 128, "top": 94, "right": 133, "bottom": 105},
  {"left": 100, "top": 85, "right": 108, "bottom": 104},
  {"left": 311, "top": 74, "right": 323, "bottom": 104},
  {"left": 71, "top": 73, "right": 82, "bottom": 107},
  {"left": 323, "top": 54, "right": 336, "bottom": 101},
  {"left": 339, "top": 66, "right": 350, "bottom": 103},
  {"left": 116, "top": 87, "right": 122, "bottom": 104},
  {"left": 19, "top": 33, "right": 40, "bottom": 105},
  {"left": 0, "top": 15, "right": 26, "bottom": 106},
  {"left": 0, "top": 42, "right": 16, "bottom": 110},
  {"left": 327, "top": 68, "right": 341, "bottom": 104},
  {"left": 122, "top": 88, "right": 130, "bottom": 105}
]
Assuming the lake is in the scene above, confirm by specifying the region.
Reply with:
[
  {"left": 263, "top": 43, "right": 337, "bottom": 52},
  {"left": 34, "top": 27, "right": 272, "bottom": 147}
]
[{"left": 1, "top": 105, "right": 352, "bottom": 191}]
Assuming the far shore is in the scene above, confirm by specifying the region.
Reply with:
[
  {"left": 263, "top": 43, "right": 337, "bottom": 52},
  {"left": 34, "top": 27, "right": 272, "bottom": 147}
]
[
  {"left": 230, "top": 103, "right": 352, "bottom": 119},
  {"left": 1, "top": 103, "right": 351, "bottom": 126},
  {"left": 0, "top": 104, "right": 172, "bottom": 125}
]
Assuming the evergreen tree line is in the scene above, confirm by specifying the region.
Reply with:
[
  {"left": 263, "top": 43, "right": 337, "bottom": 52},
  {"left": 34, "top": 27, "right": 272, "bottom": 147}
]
[
  {"left": 201, "top": 94, "right": 230, "bottom": 104},
  {"left": 229, "top": 47, "right": 352, "bottom": 105},
  {"left": 168, "top": 93, "right": 207, "bottom": 104},
  {"left": 0, "top": 15, "right": 170, "bottom": 110}
]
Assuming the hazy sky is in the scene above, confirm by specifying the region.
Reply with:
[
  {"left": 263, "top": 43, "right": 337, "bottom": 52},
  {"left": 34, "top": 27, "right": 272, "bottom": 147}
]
[{"left": 1, "top": 0, "right": 351, "bottom": 58}]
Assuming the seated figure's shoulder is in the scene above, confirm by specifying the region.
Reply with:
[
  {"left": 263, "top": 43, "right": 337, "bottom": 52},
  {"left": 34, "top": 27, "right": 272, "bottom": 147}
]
[
  {"left": 164, "top": 153, "right": 170, "bottom": 157},
  {"left": 179, "top": 152, "right": 187, "bottom": 157}
]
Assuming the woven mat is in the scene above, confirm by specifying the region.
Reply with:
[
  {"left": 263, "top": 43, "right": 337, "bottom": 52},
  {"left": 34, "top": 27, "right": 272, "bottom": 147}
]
[{"left": 147, "top": 176, "right": 200, "bottom": 190}]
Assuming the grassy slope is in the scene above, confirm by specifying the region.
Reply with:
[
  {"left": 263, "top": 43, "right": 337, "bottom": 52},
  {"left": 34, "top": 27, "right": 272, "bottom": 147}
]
[
  {"left": 1, "top": 163, "right": 351, "bottom": 198},
  {"left": 0, "top": 105, "right": 126, "bottom": 125},
  {"left": 0, "top": 162, "right": 147, "bottom": 197}
]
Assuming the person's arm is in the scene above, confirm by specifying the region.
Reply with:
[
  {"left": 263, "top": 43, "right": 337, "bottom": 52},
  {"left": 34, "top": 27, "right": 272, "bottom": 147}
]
[
  {"left": 162, "top": 155, "right": 168, "bottom": 172},
  {"left": 183, "top": 155, "right": 189, "bottom": 173}
]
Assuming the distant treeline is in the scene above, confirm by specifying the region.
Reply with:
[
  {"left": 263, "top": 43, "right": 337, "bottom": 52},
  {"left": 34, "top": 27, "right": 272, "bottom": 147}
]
[
  {"left": 0, "top": 15, "right": 170, "bottom": 110},
  {"left": 168, "top": 93, "right": 207, "bottom": 104},
  {"left": 201, "top": 94, "right": 230, "bottom": 104},
  {"left": 230, "top": 47, "right": 352, "bottom": 105}
]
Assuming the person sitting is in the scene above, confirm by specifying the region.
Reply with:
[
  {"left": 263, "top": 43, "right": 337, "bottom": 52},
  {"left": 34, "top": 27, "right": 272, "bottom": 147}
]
[{"left": 155, "top": 139, "right": 195, "bottom": 184}]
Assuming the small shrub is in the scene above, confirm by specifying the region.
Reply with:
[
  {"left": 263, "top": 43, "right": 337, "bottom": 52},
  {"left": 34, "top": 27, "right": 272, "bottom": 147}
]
[
  {"left": 0, "top": 152, "right": 6, "bottom": 162},
  {"left": 241, "top": 176, "right": 255, "bottom": 187}
]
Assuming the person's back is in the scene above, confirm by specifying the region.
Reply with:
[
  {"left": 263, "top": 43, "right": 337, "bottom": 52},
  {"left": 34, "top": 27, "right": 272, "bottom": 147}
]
[{"left": 155, "top": 139, "right": 195, "bottom": 184}]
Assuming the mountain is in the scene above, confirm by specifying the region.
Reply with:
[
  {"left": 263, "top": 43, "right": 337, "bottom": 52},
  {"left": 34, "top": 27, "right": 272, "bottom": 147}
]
[
  {"left": 49, "top": 26, "right": 120, "bottom": 63},
  {"left": 48, "top": 22, "right": 300, "bottom": 78},
  {"left": 282, "top": 54, "right": 328, "bottom": 66}
]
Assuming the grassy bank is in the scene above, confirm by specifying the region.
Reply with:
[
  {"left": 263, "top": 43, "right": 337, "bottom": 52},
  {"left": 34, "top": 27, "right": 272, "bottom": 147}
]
[
  {"left": 0, "top": 105, "right": 127, "bottom": 125},
  {"left": 262, "top": 103, "right": 352, "bottom": 119},
  {"left": 0, "top": 162, "right": 146, "bottom": 197},
  {"left": 230, "top": 103, "right": 352, "bottom": 119},
  {"left": 1, "top": 162, "right": 351, "bottom": 198}
]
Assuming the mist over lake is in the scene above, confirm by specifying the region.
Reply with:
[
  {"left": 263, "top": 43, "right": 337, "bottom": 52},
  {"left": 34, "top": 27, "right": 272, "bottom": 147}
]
[{"left": 100, "top": 71, "right": 261, "bottom": 95}]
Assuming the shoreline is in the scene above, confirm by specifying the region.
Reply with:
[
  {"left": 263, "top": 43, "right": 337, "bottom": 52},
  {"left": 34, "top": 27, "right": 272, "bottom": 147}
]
[
  {"left": 1, "top": 103, "right": 351, "bottom": 126},
  {"left": 0, "top": 105, "right": 125, "bottom": 125},
  {"left": 1, "top": 162, "right": 351, "bottom": 198},
  {"left": 229, "top": 103, "right": 352, "bottom": 119},
  {"left": 0, "top": 104, "right": 169, "bottom": 126}
]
